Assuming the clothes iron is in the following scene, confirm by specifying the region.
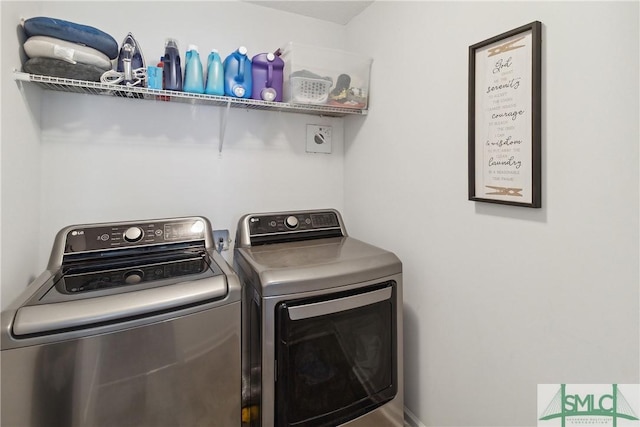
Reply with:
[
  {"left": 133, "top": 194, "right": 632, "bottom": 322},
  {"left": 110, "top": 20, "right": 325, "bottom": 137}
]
[{"left": 116, "top": 32, "right": 145, "bottom": 86}]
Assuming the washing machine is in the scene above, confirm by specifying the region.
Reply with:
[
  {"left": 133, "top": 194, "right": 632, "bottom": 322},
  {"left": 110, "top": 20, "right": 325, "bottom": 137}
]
[
  {"left": 234, "top": 209, "right": 403, "bottom": 427},
  {"left": 1, "top": 216, "right": 241, "bottom": 427}
]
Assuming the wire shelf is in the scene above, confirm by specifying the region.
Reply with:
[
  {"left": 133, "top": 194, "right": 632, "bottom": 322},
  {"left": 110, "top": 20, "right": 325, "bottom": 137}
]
[{"left": 13, "top": 71, "right": 367, "bottom": 117}]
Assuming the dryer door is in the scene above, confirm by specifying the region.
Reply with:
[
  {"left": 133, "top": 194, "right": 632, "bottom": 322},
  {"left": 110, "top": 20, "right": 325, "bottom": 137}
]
[{"left": 274, "top": 281, "right": 398, "bottom": 427}]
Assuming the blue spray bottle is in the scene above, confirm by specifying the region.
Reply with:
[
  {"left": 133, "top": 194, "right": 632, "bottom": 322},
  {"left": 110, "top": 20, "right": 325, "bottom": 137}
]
[
  {"left": 183, "top": 44, "right": 205, "bottom": 94},
  {"left": 205, "top": 49, "right": 224, "bottom": 96}
]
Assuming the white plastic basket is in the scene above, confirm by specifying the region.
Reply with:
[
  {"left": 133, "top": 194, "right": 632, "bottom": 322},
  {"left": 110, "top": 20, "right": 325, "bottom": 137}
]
[{"left": 290, "top": 76, "right": 331, "bottom": 104}]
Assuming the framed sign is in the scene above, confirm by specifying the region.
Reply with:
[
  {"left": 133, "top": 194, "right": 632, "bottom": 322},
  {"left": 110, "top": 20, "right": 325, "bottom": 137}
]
[{"left": 468, "top": 21, "right": 542, "bottom": 208}]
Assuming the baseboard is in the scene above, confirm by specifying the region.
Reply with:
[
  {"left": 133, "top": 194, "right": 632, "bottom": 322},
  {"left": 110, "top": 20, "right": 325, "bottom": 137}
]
[{"left": 404, "top": 406, "right": 427, "bottom": 427}]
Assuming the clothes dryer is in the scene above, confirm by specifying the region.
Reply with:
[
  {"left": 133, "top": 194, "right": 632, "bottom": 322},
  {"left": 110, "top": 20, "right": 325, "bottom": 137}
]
[{"left": 234, "top": 209, "right": 403, "bottom": 427}]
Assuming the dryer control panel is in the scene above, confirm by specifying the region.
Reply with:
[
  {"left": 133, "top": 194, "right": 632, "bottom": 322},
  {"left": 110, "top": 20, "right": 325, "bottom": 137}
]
[
  {"left": 238, "top": 210, "right": 346, "bottom": 247},
  {"left": 249, "top": 211, "right": 339, "bottom": 235}
]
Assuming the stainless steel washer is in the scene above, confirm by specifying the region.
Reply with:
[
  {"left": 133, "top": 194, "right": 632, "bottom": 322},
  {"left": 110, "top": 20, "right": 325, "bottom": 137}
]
[
  {"left": 1, "top": 216, "right": 241, "bottom": 427},
  {"left": 234, "top": 209, "right": 403, "bottom": 427}
]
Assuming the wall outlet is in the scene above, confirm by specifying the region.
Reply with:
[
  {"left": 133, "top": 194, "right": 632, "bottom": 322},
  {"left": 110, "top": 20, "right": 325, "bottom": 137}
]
[
  {"left": 212, "top": 229, "right": 230, "bottom": 252},
  {"left": 306, "top": 124, "right": 332, "bottom": 154}
]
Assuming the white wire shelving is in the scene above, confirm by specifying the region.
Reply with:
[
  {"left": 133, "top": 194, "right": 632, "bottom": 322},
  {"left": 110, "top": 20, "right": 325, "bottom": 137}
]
[{"left": 13, "top": 71, "right": 367, "bottom": 152}]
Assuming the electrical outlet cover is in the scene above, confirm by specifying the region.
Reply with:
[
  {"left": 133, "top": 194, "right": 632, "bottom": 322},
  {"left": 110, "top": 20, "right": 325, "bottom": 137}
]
[
  {"left": 212, "top": 229, "right": 230, "bottom": 252},
  {"left": 306, "top": 124, "right": 332, "bottom": 153}
]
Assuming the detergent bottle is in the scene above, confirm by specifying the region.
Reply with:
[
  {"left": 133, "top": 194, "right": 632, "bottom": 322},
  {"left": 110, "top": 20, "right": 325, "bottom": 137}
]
[
  {"left": 183, "top": 44, "right": 205, "bottom": 94},
  {"left": 163, "top": 38, "right": 182, "bottom": 91},
  {"left": 205, "top": 49, "right": 224, "bottom": 95},
  {"left": 251, "top": 51, "right": 284, "bottom": 102},
  {"left": 223, "top": 46, "right": 252, "bottom": 98}
]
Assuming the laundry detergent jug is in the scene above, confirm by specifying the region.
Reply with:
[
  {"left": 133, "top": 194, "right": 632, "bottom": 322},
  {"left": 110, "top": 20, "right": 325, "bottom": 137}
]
[
  {"left": 251, "top": 52, "right": 284, "bottom": 102},
  {"left": 223, "top": 46, "right": 252, "bottom": 98},
  {"left": 205, "top": 49, "right": 224, "bottom": 96},
  {"left": 183, "top": 44, "right": 204, "bottom": 94},
  {"left": 163, "top": 38, "right": 182, "bottom": 91}
]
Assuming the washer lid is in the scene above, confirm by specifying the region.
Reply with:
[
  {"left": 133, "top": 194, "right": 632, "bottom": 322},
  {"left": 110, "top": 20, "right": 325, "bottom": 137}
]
[
  {"left": 12, "top": 274, "right": 227, "bottom": 336},
  {"left": 4, "top": 216, "right": 236, "bottom": 340},
  {"left": 11, "top": 253, "right": 228, "bottom": 337},
  {"left": 236, "top": 236, "right": 401, "bottom": 296},
  {"left": 41, "top": 250, "right": 222, "bottom": 302}
]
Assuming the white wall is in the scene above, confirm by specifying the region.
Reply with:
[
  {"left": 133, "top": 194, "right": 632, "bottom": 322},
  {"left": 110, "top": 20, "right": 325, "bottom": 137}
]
[
  {"left": 1, "top": 1, "right": 350, "bottom": 308},
  {"left": 345, "top": 2, "right": 639, "bottom": 426},
  {"left": 1, "top": 1, "right": 44, "bottom": 308}
]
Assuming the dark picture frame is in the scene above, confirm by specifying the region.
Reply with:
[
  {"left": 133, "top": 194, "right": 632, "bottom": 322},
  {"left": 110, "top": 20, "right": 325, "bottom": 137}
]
[{"left": 468, "top": 21, "right": 542, "bottom": 208}]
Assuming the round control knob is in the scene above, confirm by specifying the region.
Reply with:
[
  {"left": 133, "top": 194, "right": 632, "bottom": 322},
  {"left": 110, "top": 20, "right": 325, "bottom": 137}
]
[
  {"left": 124, "top": 226, "right": 144, "bottom": 243},
  {"left": 285, "top": 216, "right": 299, "bottom": 229},
  {"left": 124, "top": 270, "right": 144, "bottom": 285}
]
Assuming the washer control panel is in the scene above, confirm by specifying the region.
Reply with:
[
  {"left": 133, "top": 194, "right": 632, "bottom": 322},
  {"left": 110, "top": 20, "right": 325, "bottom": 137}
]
[
  {"left": 249, "top": 211, "right": 340, "bottom": 235},
  {"left": 64, "top": 218, "right": 207, "bottom": 254}
]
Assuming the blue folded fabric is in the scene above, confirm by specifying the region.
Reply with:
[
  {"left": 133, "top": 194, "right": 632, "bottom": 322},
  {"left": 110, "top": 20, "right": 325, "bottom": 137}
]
[{"left": 23, "top": 16, "right": 118, "bottom": 59}]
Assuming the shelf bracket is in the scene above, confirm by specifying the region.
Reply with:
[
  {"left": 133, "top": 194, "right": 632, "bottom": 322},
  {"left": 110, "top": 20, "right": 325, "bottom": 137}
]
[{"left": 219, "top": 100, "right": 231, "bottom": 154}]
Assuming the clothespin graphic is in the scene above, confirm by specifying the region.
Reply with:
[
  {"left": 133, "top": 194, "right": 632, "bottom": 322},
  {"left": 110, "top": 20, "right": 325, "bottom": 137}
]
[{"left": 487, "top": 36, "right": 526, "bottom": 57}]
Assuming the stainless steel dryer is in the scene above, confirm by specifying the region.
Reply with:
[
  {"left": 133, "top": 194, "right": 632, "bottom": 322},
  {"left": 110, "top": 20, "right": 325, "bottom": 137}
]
[
  {"left": 1, "top": 216, "right": 241, "bottom": 427},
  {"left": 234, "top": 209, "right": 403, "bottom": 427}
]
